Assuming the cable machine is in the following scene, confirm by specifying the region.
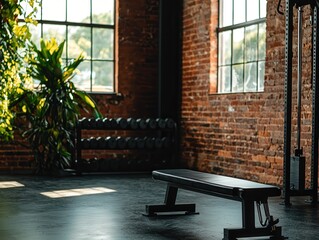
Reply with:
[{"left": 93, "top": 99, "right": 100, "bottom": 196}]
[{"left": 281, "top": 0, "right": 319, "bottom": 206}]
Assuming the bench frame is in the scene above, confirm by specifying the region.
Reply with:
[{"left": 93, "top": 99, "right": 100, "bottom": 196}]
[{"left": 145, "top": 169, "right": 286, "bottom": 240}]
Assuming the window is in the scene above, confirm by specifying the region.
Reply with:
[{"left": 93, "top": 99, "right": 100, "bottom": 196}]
[
  {"left": 218, "top": 0, "right": 266, "bottom": 93},
  {"left": 27, "top": 0, "right": 115, "bottom": 93}
]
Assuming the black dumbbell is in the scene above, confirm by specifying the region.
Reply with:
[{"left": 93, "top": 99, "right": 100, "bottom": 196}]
[
  {"left": 154, "top": 137, "right": 163, "bottom": 149},
  {"left": 88, "top": 157, "right": 99, "bottom": 171},
  {"left": 78, "top": 118, "right": 88, "bottom": 128},
  {"left": 105, "top": 136, "right": 117, "bottom": 149},
  {"left": 110, "top": 159, "right": 120, "bottom": 171},
  {"left": 156, "top": 118, "right": 166, "bottom": 129},
  {"left": 165, "top": 118, "right": 175, "bottom": 129},
  {"left": 95, "top": 118, "right": 104, "bottom": 128},
  {"left": 116, "top": 136, "right": 126, "bottom": 149},
  {"left": 161, "top": 137, "right": 171, "bottom": 148},
  {"left": 116, "top": 118, "right": 128, "bottom": 129},
  {"left": 137, "top": 118, "right": 147, "bottom": 129},
  {"left": 99, "top": 158, "right": 110, "bottom": 171},
  {"left": 126, "top": 137, "right": 137, "bottom": 149},
  {"left": 87, "top": 118, "right": 97, "bottom": 128},
  {"left": 136, "top": 137, "right": 145, "bottom": 149},
  {"left": 100, "top": 118, "right": 111, "bottom": 129},
  {"left": 96, "top": 137, "right": 106, "bottom": 148},
  {"left": 127, "top": 118, "right": 138, "bottom": 129},
  {"left": 88, "top": 137, "right": 99, "bottom": 148},
  {"left": 108, "top": 118, "right": 118, "bottom": 129},
  {"left": 146, "top": 118, "right": 157, "bottom": 129},
  {"left": 144, "top": 137, "right": 155, "bottom": 149},
  {"left": 80, "top": 138, "right": 90, "bottom": 148}
]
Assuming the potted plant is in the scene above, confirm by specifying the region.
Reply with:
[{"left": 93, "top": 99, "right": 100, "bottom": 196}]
[{"left": 19, "top": 38, "right": 102, "bottom": 175}]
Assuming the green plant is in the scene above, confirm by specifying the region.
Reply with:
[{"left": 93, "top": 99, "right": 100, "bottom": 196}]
[
  {"left": 0, "top": 0, "right": 39, "bottom": 141},
  {"left": 20, "top": 38, "right": 101, "bottom": 175}
]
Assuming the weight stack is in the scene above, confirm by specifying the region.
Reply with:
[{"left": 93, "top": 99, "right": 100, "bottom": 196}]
[{"left": 290, "top": 155, "right": 305, "bottom": 191}]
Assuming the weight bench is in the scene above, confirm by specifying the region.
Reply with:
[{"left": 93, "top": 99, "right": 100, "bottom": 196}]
[{"left": 145, "top": 169, "right": 286, "bottom": 240}]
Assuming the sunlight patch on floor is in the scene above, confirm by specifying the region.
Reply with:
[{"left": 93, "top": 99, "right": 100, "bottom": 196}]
[
  {"left": 40, "top": 187, "right": 117, "bottom": 198},
  {"left": 0, "top": 181, "right": 25, "bottom": 189}
]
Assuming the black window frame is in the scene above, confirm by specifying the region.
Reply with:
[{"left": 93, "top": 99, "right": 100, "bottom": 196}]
[
  {"left": 217, "top": 0, "right": 266, "bottom": 93},
  {"left": 26, "top": 0, "right": 116, "bottom": 94}
]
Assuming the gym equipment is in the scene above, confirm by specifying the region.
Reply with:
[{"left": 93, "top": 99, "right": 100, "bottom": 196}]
[
  {"left": 165, "top": 118, "right": 175, "bottom": 129},
  {"left": 75, "top": 117, "right": 177, "bottom": 173},
  {"left": 154, "top": 137, "right": 164, "bottom": 149},
  {"left": 116, "top": 118, "right": 128, "bottom": 129},
  {"left": 136, "top": 137, "right": 146, "bottom": 149},
  {"left": 156, "top": 118, "right": 166, "bottom": 129},
  {"left": 136, "top": 118, "right": 147, "bottom": 129},
  {"left": 146, "top": 118, "right": 157, "bottom": 129},
  {"left": 81, "top": 138, "right": 90, "bottom": 149},
  {"left": 115, "top": 136, "right": 126, "bottom": 149},
  {"left": 126, "top": 137, "right": 137, "bottom": 149},
  {"left": 282, "top": 0, "right": 319, "bottom": 205},
  {"left": 105, "top": 136, "right": 117, "bottom": 149},
  {"left": 127, "top": 118, "right": 138, "bottom": 129},
  {"left": 145, "top": 169, "right": 286, "bottom": 240},
  {"left": 144, "top": 137, "right": 155, "bottom": 149}
]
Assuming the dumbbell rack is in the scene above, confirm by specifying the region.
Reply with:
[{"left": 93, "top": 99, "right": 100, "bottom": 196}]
[{"left": 74, "top": 117, "right": 177, "bottom": 174}]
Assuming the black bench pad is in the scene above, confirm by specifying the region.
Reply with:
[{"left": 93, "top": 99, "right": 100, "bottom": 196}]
[
  {"left": 152, "top": 169, "right": 281, "bottom": 200},
  {"left": 145, "top": 169, "right": 286, "bottom": 240}
]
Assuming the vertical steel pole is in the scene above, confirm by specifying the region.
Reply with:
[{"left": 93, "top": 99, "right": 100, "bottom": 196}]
[
  {"left": 311, "top": 3, "right": 319, "bottom": 204},
  {"left": 283, "top": 0, "right": 294, "bottom": 206},
  {"left": 297, "top": 7, "right": 303, "bottom": 153}
]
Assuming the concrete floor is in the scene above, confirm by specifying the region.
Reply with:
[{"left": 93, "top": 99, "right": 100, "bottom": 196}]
[{"left": 0, "top": 173, "right": 318, "bottom": 240}]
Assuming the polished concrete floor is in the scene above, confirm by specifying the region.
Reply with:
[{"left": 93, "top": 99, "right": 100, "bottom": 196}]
[{"left": 0, "top": 173, "right": 318, "bottom": 240}]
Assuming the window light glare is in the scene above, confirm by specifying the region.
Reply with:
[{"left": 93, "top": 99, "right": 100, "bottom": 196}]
[
  {"left": 41, "top": 187, "right": 116, "bottom": 198},
  {"left": 0, "top": 181, "right": 25, "bottom": 189}
]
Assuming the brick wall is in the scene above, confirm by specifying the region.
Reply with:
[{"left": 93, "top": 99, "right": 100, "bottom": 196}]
[
  {"left": 181, "top": 0, "right": 315, "bottom": 186},
  {"left": 2, "top": 0, "right": 317, "bottom": 186},
  {"left": 0, "top": 0, "right": 160, "bottom": 173}
]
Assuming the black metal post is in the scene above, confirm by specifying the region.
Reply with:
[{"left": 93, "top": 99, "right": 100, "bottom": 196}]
[
  {"left": 311, "top": 3, "right": 319, "bottom": 204},
  {"left": 283, "top": 0, "right": 294, "bottom": 206}
]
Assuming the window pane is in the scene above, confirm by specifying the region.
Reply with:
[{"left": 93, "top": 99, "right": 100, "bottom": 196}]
[
  {"left": 260, "top": 0, "right": 267, "bottom": 18},
  {"left": 247, "top": 0, "right": 259, "bottom": 21},
  {"left": 218, "top": 66, "right": 231, "bottom": 93},
  {"left": 232, "top": 28, "right": 244, "bottom": 64},
  {"left": 68, "top": 26, "right": 92, "bottom": 59},
  {"left": 219, "top": 31, "right": 232, "bottom": 65},
  {"left": 258, "top": 23, "right": 266, "bottom": 60},
  {"left": 92, "top": 0, "right": 114, "bottom": 24},
  {"left": 244, "top": 62, "right": 257, "bottom": 92},
  {"left": 93, "top": 28, "right": 114, "bottom": 59},
  {"left": 245, "top": 25, "right": 258, "bottom": 62},
  {"left": 43, "top": 24, "right": 66, "bottom": 42},
  {"left": 258, "top": 61, "right": 265, "bottom": 91},
  {"left": 42, "top": 24, "right": 67, "bottom": 58},
  {"left": 219, "top": 0, "right": 233, "bottom": 27},
  {"left": 234, "top": 0, "right": 245, "bottom": 24},
  {"left": 67, "top": 0, "right": 90, "bottom": 23},
  {"left": 74, "top": 61, "right": 92, "bottom": 91},
  {"left": 92, "top": 61, "right": 114, "bottom": 92},
  {"left": 29, "top": 24, "right": 41, "bottom": 46},
  {"left": 232, "top": 64, "right": 244, "bottom": 92},
  {"left": 42, "top": 0, "right": 66, "bottom": 21}
]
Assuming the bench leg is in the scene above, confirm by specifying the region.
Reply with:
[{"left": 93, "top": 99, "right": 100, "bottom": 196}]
[
  {"left": 145, "top": 184, "right": 197, "bottom": 216},
  {"left": 223, "top": 199, "right": 286, "bottom": 240}
]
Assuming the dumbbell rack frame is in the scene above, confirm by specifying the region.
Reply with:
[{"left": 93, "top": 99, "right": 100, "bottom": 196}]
[{"left": 74, "top": 118, "right": 177, "bottom": 174}]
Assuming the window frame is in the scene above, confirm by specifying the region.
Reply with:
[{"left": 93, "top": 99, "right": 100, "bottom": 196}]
[
  {"left": 25, "top": 0, "right": 117, "bottom": 94},
  {"left": 217, "top": 0, "right": 266, "bottom": 94}
]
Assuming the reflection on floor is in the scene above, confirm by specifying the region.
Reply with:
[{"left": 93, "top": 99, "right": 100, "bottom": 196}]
[{"left": 0, "top": 173, "right": 318, "bottom": 240}]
